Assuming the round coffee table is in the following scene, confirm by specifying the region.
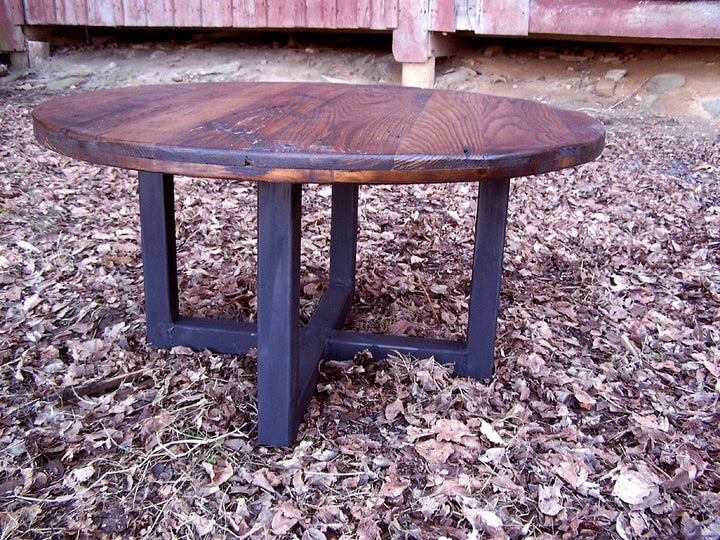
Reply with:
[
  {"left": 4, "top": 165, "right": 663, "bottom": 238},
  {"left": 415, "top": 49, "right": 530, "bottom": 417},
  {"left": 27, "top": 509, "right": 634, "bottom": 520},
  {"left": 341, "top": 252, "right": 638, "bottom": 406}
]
[{"left": 34, "top": 82, "right": 604, "bottom": 445}]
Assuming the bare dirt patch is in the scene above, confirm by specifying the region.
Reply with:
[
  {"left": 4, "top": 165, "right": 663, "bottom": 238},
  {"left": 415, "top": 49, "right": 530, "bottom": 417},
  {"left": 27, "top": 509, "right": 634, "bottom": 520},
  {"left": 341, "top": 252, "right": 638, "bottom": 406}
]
[{"left": 1, "top": 35, "right": 719, "bottom": 538}]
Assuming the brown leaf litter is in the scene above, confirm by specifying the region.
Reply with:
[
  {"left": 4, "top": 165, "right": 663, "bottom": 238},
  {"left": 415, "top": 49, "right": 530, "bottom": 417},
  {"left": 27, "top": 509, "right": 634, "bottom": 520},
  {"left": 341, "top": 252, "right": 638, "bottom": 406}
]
[{"left": 1, "top": 70, "right": 719, "bottom": 538}]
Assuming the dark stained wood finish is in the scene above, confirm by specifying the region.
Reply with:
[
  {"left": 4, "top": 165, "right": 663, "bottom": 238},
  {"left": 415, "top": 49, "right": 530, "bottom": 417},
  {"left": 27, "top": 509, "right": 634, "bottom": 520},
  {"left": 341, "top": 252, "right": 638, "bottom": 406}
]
[{"left": 33, "top": 82, "right": 604, "bottom": 184}]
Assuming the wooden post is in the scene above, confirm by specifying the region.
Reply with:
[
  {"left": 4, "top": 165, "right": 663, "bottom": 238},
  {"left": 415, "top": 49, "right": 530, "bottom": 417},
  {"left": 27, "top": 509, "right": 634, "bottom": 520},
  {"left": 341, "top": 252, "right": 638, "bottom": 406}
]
[{"left": 401, "top": 58, "right": 435, "bottom": 88}]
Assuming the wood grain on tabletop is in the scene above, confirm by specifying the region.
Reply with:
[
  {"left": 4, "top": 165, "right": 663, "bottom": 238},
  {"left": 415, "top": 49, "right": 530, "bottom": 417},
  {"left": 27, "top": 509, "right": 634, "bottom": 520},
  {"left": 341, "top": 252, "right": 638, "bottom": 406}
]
[{"left": 33, "top": 82, "right": 605, "bottom": 183}]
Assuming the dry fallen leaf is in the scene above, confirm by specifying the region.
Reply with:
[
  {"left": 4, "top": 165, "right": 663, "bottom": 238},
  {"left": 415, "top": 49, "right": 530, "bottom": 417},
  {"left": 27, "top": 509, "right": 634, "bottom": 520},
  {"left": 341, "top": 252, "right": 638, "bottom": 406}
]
[
  {"left": 480, "top": 420, "right": 505, "bottom": 445},
  {"left": 379, "top": 476, "right": 411, "bottom": 498},
  {"left": 434, "top": 419, "right": 472, "bottom": 443},
  {"left": 71, "top": 464, "right": 95, "bottom": 484},
  {"left": 547, "top": 453, "right": 590, "bottom": 489},
  {"left": 538, "top": 483, "right": 564, "bottom": 516},
  {"left": 202, "top": 458, "right": 233, "bottom": 487},
  {"left": 463, "top": 507, "right": 505, "bottom": 538},
  {"left": 189, "top": 514, "right": 214, "bottom": 537},
  {"left": 571, "top": 383, "right": 596, "bottom": 410},
  {"left": 271, "top": 502, "right": 303, "bottom": 536},
  {"left": 612, "top": 470, "right": 661, "bottom": 508},
  {"left": 385, "top": 398, "right": 404, "bottom": 421},
  {"left": 415, "top": 439, "right": 455, "bottom": 463}
]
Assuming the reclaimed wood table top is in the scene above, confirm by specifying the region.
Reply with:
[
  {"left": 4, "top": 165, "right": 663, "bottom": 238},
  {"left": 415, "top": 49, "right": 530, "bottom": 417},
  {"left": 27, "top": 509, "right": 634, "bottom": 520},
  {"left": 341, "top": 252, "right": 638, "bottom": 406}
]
[{"left": 33, "top": 82, "right": 604, "bottom": 184}]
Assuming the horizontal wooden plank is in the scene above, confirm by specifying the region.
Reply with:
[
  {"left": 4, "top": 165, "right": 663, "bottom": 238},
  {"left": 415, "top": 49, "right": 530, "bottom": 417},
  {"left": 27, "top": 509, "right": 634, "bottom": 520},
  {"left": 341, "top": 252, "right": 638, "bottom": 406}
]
[{"left": 529, "top": 0, "right": 720, "bottom": 39}]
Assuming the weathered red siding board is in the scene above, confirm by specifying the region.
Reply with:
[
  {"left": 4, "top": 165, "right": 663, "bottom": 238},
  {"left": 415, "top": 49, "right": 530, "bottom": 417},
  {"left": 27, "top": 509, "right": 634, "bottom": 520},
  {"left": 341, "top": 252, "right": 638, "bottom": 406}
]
[
  {"left": 124, "top": 0, "right": 147, "bottom": 26},
  {"left": 0, "top": 0, "right": 25, "bottom": 50},
  {"left": 337, "top": 0, "right": 358, "bottom": 28},
  {"left": 357, "top": 0, "right": 371, "bottom": 28},
  {"left": 529, "top": 0, "right": 720, "bottom": 39},
  {"left": 231, "top": 0, "right": 253, "bottom": 26},
  {"left": 392, "top": 0, "right": 428, "bottom": 62},
  {"left": 265, "top": 0, "right": 302, "bottom": 27},
  {"left": 384, "top": 0, "right": 398, "bottom": 29},
  {"left": 16, "top": 0, "right": 719, "bottom": 62},
  {"left": 21, "top": 0, "right": 398, "bottom": 29},
  {"left": 322, "top": 0, "right": 337, "bottom": 28},
  {"left": 430, "top": 0, "right": 455, "bottom": 33},
  {"left": 67, "top": 0, "right": 89, "bottom": 25},
  {"left": 87, "top": 0, "right": 114, "bottom": 25},
  {"left": 201, "top": 2, "right": 226, "bottom": 27},
  {"left": 145, "top": 0, "right": 174, "bottom": 26},
  {"left": 369, "top": 0, "right": 384, "bottom": 29},
  {"left": 24, "top": 0, "right": 53, "bottom": 24},
  {"left": 306, "top": 1, "right": 329, "bottom": 28},
  {"left": 174, "top": 1, "right": 200, "bottom": 26},
  {"left": 478, "top": 0, "right": 528, "bottom": 35},
  {"left": 239, "top": 0, "right": 261, "bottom": 27}
]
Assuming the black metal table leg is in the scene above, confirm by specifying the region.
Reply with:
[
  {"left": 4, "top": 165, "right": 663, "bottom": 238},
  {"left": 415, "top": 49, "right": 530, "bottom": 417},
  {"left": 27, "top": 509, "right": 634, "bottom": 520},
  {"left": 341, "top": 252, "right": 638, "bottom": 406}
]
[
  {"left": 138, "top": 171, "right": 257, "bottom": 354},
  {"left": 138, "top": 171, "right": 178, "bottom": 348},
  {"left": 457, "top": 176, "right": 510, "bottom": 378},
  {"left": 329, "top": 184, "right": 359, "bottom": 294},
  {"left": 256, "top": 182, "right": 303, "bottom": 446},
  {"left": 327, "top": 177, "right": 510, "bottom": 378}
]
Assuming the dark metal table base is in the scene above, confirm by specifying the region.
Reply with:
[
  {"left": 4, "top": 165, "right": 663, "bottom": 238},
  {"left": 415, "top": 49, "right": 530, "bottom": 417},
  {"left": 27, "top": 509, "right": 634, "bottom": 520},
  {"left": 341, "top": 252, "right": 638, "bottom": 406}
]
[{"left": 138, "top": 171, "right": 510, "bottom": 446}]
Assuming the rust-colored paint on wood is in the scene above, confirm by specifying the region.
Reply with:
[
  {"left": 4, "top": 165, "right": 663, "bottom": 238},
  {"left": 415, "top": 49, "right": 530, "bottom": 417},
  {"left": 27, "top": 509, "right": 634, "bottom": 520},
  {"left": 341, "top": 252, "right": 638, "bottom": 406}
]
[
  {"left": 231, "top": 0, "right": 254, "bottom": 26},
  {"left": 87, "top": 0, "right": 114, "bottom": 25},
  {"left": 0, "top": 0, "right": 25, "bottom": 50},
  {"left": 266, "top": 0, "right": 305, "bottom": 27},
  {"left": 384, "top": 0, "right": 398, "bottom": 29},
  {"left": 356, "top": 0, "right": 371, "bottom": 28},
  {"left": 123, "top": 0, "right": 147, "bottom": 26},
  {"left": 336, "top": 0, "right": 358, "bottom": 29},
  {"left": 392, "top": 0, "right": 429, "bottom": 62},
  {"left": 23, "top": 0, "right": 52, "bottom": 24},
  {"left": 430, "top": 0, "right": 455, "bottom": 33},
  {"left": 145, "top": 0, "right": 174, "bottom": 27},
  {"left": 321, "top": 0, "right": 337, "bottom": 28},
  {"left": 33, "top": 82, "right": 604, "bottom": 185},
  {"left": 17, "top": 0, "right": 720, "bottom": 40},
  {"left": 477, "top": 0, "right": 528, "bottom": 36},
  {"left": 112, "top": 0, "right": 125, "bottom": 25},
  {"left": 64, "top": 0, "right": 88, "bottom": 25},
  {"left": 174, "top": 0, "right": 199, "bottom": 26},
  {"left": 529, "top": 0, "right": 720, "bottom": 39},
  {"left": 201, "top": 2, "right": 224, "bottom": 27},
  {"left": 305, "top": 0, "right": 329, "bottom": 28},
  {"left": 369, "top": 0, "right": 385, "bottom": 29},
  {"left": 20, "top": 0, "right": 398, "bottom": 31}
]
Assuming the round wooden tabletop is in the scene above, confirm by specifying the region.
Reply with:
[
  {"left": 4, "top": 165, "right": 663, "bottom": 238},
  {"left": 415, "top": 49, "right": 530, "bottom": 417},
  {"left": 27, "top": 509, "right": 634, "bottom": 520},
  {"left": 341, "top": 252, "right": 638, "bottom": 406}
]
[{"left": 33, "top": 82, "right": 604, "bottom": 184}]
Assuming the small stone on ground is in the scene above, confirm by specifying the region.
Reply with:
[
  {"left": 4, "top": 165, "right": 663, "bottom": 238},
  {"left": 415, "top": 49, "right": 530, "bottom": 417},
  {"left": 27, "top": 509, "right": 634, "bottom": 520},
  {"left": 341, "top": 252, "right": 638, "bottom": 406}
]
[
  {"left": 701, "top": 98, "right": 720, "bottom": 118},
  {"left": 644, "top": 73, "right": 687, "bottom": 94},
  {"left": 595, "top": 78, "right": 616, "bottom": 97}
]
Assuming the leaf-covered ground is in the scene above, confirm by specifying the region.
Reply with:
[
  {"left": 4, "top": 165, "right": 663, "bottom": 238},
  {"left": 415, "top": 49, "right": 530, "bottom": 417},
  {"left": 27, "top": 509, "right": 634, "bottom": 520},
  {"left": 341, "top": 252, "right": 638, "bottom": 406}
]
[{"left": 1, "top": 43, "right": 719, "bottom": 539}]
